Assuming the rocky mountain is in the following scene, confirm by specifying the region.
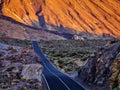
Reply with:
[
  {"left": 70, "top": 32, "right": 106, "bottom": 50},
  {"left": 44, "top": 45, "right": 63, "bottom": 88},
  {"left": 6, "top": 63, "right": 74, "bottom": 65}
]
[{"left": 0, "top": 0, "right": 120, "bottom": 37}]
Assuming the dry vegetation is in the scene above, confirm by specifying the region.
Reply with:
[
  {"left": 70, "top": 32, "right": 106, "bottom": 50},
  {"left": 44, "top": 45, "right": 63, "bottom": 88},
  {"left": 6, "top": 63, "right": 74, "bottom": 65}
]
[
  {"left": 0, "top": 39, "right": 120, "bottom": 89},
  {"left": 0, "top": 39, "right": 109, "bottom": 73},
  {"left": 38, "top": 39, "right": 108, "bottom": 73}
]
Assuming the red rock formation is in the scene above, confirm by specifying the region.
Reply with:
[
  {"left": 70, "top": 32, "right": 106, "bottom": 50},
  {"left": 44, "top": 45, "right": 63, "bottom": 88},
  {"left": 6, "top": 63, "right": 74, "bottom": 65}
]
[
  {"left": 2, "top": 0, "right": 42, "bottom": 27},
  {"left": 1, "top": 0, "right": 120, "bottom": 37}
]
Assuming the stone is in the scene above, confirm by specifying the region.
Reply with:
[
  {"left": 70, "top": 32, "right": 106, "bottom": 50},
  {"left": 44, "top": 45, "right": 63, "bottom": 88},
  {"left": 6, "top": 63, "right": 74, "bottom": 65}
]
[
  {"left": 21, "top": 64, "right": 43, "bottom": 82},
  {"left": 78, "top": 40, "right": 120, "bottom": 87},
  {"left": 110, "top": 57, "right": 120, "bottom": 89}
]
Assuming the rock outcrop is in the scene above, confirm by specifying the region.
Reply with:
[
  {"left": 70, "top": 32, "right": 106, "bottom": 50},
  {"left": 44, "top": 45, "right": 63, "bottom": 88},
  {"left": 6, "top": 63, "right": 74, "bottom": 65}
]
[
  {"left": 21, "top": 64, "right": 43, "bottom": 82},
  {"left": 1, "top": 0, "right": 120, "bottom": 37},
  {"left": 1, "top": 0, "right": 42, "bottom": 27},
  {"left": 78, "top": 40, "right": 120, "bottom": 88},
  {"left": 0, "top": 43, "right": 43, "bottom": 90},
  {"left": 110, "top": 54, "right": 120, "bottom": 89}
]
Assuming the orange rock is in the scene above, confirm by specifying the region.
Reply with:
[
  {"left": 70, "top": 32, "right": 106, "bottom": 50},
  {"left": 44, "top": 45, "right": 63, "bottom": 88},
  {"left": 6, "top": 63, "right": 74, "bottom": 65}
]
[{"left": 1, "top": 0, "right": 120, "bottom": 37}]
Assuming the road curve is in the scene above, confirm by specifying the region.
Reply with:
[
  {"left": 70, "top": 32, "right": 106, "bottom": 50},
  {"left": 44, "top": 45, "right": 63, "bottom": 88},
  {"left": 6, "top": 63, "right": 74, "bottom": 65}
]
[{"left": 32, "top": 41, "right": 86, "bottom": 90}]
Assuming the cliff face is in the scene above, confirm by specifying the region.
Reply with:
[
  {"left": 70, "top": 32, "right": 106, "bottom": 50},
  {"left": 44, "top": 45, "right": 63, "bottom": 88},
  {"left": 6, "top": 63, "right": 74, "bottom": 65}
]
[
  {"left": 1, "top": 0, "right": 42, "bottom": 27},
  {"left": 1, "top": 0, "right": 120, "bottom": 37}
]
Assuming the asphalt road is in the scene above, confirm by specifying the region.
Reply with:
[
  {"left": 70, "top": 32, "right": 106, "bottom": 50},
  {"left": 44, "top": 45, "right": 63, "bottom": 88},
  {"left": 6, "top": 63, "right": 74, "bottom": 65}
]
[{"left": 32, "top": 41, "right": 86, "bottom": 90}]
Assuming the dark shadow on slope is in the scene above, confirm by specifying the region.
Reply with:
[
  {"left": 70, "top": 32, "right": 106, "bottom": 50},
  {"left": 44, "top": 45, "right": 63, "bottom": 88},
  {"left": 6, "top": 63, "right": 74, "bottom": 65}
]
[
  {"left": 44, "top": 29, "right": 73, "bottom": 39},
  {"left": 0, "top": 15, "right": 115, "bottom": 40},
  {"left": 37, "top": 14, "right": 73, "bottom": 39},
  {"left": 39, "top": 15, "right": 46, "bottom": 28},
  {"left": 0, "top": 0, "right": 4, "bottom": 14},
  {"left": 0, "top": 15, "right": 73, "bottom": 39},
  {"left": 36, "top": 5, "right": 73, "bottom": 39},
  {"left": 36, "top": 5, "right": 46, "bottom": 28},
  {"left": 35, "top": 5, "right": 46, "bottom": 29},
  {"left": 0, "top": 15, "right": 40, "bottom": 30}
]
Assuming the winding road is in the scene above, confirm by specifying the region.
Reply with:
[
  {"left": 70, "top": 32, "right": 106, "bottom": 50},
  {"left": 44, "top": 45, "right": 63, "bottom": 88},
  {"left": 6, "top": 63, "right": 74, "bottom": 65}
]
[{"left": 32, "top": 41, "right": 86, "bottom": 90}]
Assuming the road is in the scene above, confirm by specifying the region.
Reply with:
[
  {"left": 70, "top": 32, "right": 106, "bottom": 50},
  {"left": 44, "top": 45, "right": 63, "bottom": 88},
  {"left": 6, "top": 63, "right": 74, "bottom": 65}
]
[{"left": 32, "top": 41, "right": 86, "bottom": 90}]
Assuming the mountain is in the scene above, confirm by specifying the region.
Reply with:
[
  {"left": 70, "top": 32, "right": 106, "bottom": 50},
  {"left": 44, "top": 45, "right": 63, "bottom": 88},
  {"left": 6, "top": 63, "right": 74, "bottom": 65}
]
[{"left": 0, "top": 0, "right": 120, "bottom": 37}]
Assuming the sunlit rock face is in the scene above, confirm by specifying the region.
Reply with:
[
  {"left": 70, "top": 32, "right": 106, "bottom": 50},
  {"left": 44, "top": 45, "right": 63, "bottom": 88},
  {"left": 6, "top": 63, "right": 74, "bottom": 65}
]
[
  {"left": 2, "top": 0, "right": 42, "bottom": 27},
  {"left": 1, "top": 0, "right": 120, "bottom": 37}
]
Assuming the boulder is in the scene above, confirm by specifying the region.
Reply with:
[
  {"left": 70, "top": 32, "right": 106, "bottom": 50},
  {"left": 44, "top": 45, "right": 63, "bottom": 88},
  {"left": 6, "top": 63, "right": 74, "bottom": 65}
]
[
  {"left": 78, "top": 40, "right": 120, "bottom": 87},
  {"left": 21, "top": 64, "right": 43, "bottom": 82}
]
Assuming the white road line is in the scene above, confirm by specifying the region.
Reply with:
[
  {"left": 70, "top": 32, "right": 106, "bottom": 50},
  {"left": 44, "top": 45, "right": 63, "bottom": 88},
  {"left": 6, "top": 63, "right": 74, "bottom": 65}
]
[
  {"left": 45, "top": 58, "right": 87, "bottom": 90},
  {"left": 63, "top": 74, "right": 88, "bottom": 90},
  {"left": 42, "top": 74, "right": 50, "bottom": 90},
  {"left": 32, "top": 41, "right": 71, "bottom": 90},
  {"left": 43, "top": 62, "right": 71, "bottom": 90},
  {"left": 33, "top": 41, "right": 86, "bottom": 89}
]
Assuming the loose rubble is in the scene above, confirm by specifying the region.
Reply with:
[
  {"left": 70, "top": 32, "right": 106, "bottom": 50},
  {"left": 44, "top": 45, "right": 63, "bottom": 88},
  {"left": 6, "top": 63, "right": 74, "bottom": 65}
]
[{"left": 0, "top": 43, "right": 43, "bottom": 90}]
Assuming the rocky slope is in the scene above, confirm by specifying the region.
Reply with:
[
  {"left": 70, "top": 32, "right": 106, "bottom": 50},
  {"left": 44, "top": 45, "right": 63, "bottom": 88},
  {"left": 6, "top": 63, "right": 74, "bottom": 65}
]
[
  {"left": 1, "top": 0, "right": 120, "bottom": 37},
  {"left": 0, "top": 39, "right": 120, "bottom": 89},
  {"left": 1, "top": 0, "right": 42, "bottom": 27},
  {"left": 0, "top": 15, "right": 66, "bottom": 40},
  {"left": 110, "top": 54, "right": 120, "bottom": 89},
  {"left": 0, "top": 42, "right": 43, "bottom": 90}
]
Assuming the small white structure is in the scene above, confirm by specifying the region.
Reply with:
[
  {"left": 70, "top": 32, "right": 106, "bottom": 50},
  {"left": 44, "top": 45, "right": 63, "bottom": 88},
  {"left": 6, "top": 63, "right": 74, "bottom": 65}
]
[
  {"left": 72, "top": 34, "right": 86, "bottom": 40},
  {"left": 72, "top": 34, "right": 79, "bottom": 40}
]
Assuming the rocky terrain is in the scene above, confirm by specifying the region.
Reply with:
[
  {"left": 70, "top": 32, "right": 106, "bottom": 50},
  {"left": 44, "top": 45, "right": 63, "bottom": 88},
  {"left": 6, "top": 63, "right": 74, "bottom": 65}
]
[
  {"left": 110, "top": 54, "right": 120, "bottom": 89},
  {"left": 0, "top": 39, "right": 120, "bottom": 89},
  {"left": 1, "top": 0, "right": 120, "bottom": 37},
  {"left": 77, "top": 40, "right": 120, "bottom": 90},
  {"left": 0, "top": 15, "right": 66, "bottom": 40},
  {"left": 38, "top": 39, "right": 109, "bottom": 73},
  {"left": 0, "top": 42, "right": 43, "bottom": 90},
  {"left": 34, "top": 39, "right": 120, "bottom": 90},
  {"left": 0, "top": 0, "right": 120, "bottom": 90}
]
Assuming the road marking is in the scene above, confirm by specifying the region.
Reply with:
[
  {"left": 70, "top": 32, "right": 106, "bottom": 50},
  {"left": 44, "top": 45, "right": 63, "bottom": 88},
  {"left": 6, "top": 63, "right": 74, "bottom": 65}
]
[
  {"left": 32, "top": 41, "right": 71, "bottom": 90},
  {"left": 42, "top": 74, "right": 51, "bottom": 90},
  {"left": 32, "top": 41, "right": 86, "bottom": 89},
  {"left": 43, "top": 62, "right": 71, "bottom": 90}
]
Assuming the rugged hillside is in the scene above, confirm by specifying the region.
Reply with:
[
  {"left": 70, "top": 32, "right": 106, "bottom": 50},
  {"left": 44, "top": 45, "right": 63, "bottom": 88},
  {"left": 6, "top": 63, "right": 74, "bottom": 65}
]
[
  {"left": 1, "top": 0, "right": 42, "bottom": 27},
  {"left": 0, "top": 42, "right": 43, "bottom": 90},
  {"left": 0, "top": 15, "right": 66, "bottom": 40},
  {"left": 1, "top": 0, "right": 120, "bottom": 37}
]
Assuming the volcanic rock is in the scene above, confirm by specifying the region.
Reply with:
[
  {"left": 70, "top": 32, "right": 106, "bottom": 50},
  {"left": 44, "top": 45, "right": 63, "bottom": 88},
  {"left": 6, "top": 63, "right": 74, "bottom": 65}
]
[
  {"left": 21, "top": 64, "right": 43, "bottom": 82},
  {"left": 1, "top": 0, "right": 120, "bottom": 37}
]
